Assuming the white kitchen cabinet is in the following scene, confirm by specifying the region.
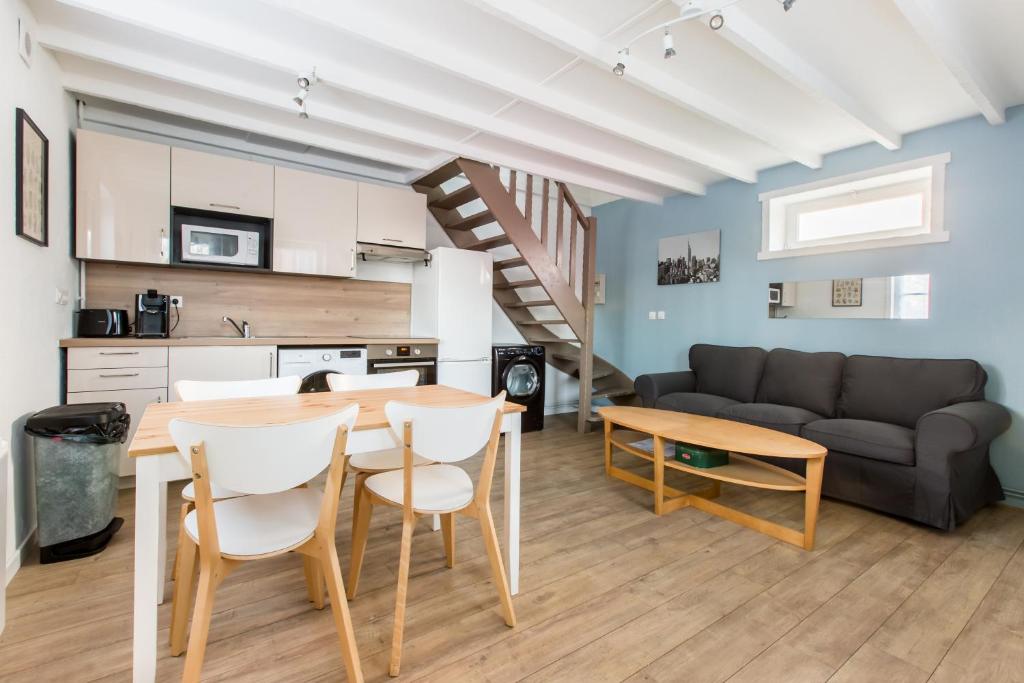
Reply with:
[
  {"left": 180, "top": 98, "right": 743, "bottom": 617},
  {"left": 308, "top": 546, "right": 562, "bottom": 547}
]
[
  {"left": 67, "top": 388, "right": 167, "bottom": 477},
  {"left": 274, "top": 167, "right": 358, "bottom": 277},
  {"left": 75, "top": 129, "right": 170, "bottom": 264},
  {"left": 168, "top": 346, "right": 277, "bottom": 400},
  {"left": 171, "top": 148, "right": 274, "bottom": 218},
  {"left": 357, "top": 182, "right": 427, "bottom": 250}
]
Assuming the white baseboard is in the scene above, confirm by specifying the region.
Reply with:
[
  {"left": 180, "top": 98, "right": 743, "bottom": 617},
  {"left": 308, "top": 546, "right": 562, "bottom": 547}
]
[
  {"left": 5, "top": 526, "right": 34, "bottom": 587},
  {"left": 1002, "top": 488, "right": 1024, "bottom": 508},
  {"left": 544, "top": 402, "right": 579, "bottom": 416}
]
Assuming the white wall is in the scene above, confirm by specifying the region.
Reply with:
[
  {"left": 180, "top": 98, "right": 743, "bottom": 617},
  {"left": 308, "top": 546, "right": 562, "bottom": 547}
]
[{"left": 2, "top": 1, "right": 79, "bottom": 582}]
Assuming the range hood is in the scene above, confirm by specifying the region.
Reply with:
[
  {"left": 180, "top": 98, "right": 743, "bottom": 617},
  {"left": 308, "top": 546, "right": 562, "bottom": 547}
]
[{"left": 356, "top": 242, "right": 432, "bottom": 266}]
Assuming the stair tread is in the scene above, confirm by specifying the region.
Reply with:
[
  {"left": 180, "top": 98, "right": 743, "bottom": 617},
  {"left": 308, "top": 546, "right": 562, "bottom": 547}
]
[
  {"left": 505, "top": 299, "right": 553, "bottom": 308},
  {"left": 495, "top": 256, "right": 529, "bottom": 270},
  {"left": 495, "top": 278, "right": 542, "bottom": 289},
  {"left": 593, "top": 388, "right": 633, "bottom": 399},
  {"left": 415, "top": 160, "right": 463, "bottom": 188},
  {"left": 467, "top": 235, "right": 510, "bottom": 251},
  {"left": 446, "top": 209, "right": 494, "bottom": 231},
  {"left": 432, "top": 184, "right": 479, "bottom": 210},
  {"left": 518, "top": 319, "right": 567, "bottom": 325}
]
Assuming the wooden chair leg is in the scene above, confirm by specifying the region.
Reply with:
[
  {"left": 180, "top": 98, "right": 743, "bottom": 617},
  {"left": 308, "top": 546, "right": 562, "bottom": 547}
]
[
  {"left": 318, "top": 539, "right": 364, "bottom": 683},
  {"left": 441, "top": 513, "right": 455, "bottom": 568},
  {"left": 171, "top": 502, "right": 191, "bottom": 584},
  {"left": 350, "top": 472, "right": 367, "bottom": 540},
  {"left": 182, "top": 561, "right": 219, "bottom": 682},
  {"left": 478, "top": 505, "right": 516, "bottom": 627},
  {"left": 389, "top": 513, "right": 416, "bottom": 677},
  {"left": 347, "top": 488, "right": 374, "bottom": 600},
  {"left": 169, "top": 535, "right": 198, "bottom": 655},
  {"left": 303, "top": 555, "right": 325, "bottom": 609}
]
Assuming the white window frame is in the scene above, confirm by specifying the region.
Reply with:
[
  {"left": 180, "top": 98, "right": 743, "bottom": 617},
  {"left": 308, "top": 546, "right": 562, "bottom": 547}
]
[{"left": 758, "top": 153, "right": 950, "bottom": 260}]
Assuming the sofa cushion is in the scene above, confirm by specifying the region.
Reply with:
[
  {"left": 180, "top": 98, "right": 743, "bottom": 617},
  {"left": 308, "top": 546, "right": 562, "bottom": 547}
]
[
  {"left": 837, "top": 355, "right": 987, "bottom": 429},
  {"left": 655, "top": 392, "right": 739, "bottom": 417},
  {"left": 756, "top": 348, "right": 846, "bottom": 417},
  {"left": 689, "top": 344, "right": 767, "bottom": 403},
  {"left": 718, "top": 403, "right": 823, "bottom": 436},
  {"left": 803, "top": 418, "right": 916, "bottom": 466}
]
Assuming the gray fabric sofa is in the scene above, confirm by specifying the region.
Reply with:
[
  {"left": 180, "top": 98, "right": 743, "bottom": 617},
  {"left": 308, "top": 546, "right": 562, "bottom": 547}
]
[{"left": 635, "top": 343, "right": 1011, "bottom": 530}]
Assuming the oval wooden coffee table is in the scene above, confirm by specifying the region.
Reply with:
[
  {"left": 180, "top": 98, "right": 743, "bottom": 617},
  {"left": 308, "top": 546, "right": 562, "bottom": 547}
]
[{"left": 598, "top": 406, "right": 827, "bottom": 550}]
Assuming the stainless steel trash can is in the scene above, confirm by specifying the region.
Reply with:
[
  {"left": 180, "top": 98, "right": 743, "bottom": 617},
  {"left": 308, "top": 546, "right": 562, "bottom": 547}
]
[{"left": 25, "top": 403, "right": 129, "bottom": 563}]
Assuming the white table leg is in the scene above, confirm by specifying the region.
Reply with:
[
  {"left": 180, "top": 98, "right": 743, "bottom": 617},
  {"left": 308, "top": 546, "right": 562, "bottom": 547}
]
[
  {"left": 502, "top": 413, "right": 521, "bottom": 595},
  {"left": 133, "top": 457, "right": 161, "bottom": 682},
  {"left": 431, "top": 514, "right": 441, "bottom": 531},
  {"left": 156, "top": 481, "right": 167, "bottom": 604}
]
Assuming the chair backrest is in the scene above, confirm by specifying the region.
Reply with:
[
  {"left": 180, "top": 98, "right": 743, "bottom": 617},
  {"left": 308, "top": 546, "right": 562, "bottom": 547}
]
[
  {"left": 327, "top": 370, "right": 419, "bottom": 392},
  {"left": 175, "top": 375, "right": 301, "bottom": 402},
  {"left": 168, "top": 404, "right": 359, "bottom": 494},
  {"left": 384, "top": 392, "right": 505, "bottom": 464}
]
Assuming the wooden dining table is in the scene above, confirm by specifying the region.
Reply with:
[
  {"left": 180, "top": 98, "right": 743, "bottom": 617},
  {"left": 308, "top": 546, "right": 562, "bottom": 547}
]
[{"left": 127, "top": 384, "right": 525, "bottom": 683}]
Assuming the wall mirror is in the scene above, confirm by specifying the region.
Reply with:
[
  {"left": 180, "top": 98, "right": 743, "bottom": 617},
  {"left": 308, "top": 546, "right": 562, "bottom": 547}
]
[{"left": 768, "top": 274, "right": 930, "bottom": 319}]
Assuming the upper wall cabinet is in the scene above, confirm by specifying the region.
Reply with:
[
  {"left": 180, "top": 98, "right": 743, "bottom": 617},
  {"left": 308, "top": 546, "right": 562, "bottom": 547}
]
[
  {"left": 76, "top": 129, "right": 171, "bottom": 264},
  {"left": 273, "top": 167, "right": 358, "bottom": 277},
  {"left": 171, "top": 148, "right": 274, "bottom": 218},
  {"left": 357, "top": 182, "right": 427, "bottom": 250}
]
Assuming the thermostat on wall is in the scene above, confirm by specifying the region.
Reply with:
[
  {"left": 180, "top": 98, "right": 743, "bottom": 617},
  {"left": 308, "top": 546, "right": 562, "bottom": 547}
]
[{"left": 18, "top": 17, "right": 33, "bottom": 66}]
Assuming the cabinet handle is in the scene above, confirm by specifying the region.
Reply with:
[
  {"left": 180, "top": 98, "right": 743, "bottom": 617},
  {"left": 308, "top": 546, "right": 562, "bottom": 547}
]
[
  {"left": 99, "top": 372, "right": 140, "bottom": 378},
  {"left": 350, "top": 248, "right": 356, "bottom": 272},
  {"left": 157, "top": 395, "right": 163, "bottom": 403},
  {"left": 160, "top": 229, "right": 167, "bottom": 259},
  {"left": 269, "top": 351, "right": 275, "bottom": 377},
  {"left": 99, "top": 351, "right": 140, "bottom": 356},
  {"left": 382, "top": 238, "right": 402, "bottom": 243},
  {"left": 210, "top": 202, "right": 241, "bottom": 211}
]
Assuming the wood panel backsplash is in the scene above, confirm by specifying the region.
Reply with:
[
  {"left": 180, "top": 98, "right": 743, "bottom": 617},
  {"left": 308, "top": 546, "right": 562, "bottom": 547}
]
[{"left": 84, "top": 263, "right": 411, "bottom": 338}]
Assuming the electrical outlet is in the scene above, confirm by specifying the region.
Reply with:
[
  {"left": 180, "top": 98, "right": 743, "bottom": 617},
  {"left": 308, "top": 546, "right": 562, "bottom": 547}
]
[
  {"left": 657, "top": 311, "right": 666, "bottom": 320},
  {"left": 170, "top": 295, "right": 184, "bottom": 308},
  {"left": 648, "top": 311, "right": 657, "bottom": 320}
]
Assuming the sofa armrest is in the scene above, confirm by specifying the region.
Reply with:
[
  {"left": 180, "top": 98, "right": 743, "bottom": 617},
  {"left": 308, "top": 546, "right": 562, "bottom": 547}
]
[
  {"left": 916, "top": 400, "right": 1011, "bottom": 454},
  {"left": 634, "top": 371, "right": 696, "bottom": 409}
]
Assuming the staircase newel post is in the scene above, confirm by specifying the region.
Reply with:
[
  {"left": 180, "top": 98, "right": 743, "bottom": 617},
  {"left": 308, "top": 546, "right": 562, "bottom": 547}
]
[{"left": 578, "top": 216, "right": 598, "bottom": 433}]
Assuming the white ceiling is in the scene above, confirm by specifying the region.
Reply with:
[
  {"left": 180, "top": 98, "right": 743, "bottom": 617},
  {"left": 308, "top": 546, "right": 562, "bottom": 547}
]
[{"left": 27, "top": 0, "right": 1024, "bottom": 204}]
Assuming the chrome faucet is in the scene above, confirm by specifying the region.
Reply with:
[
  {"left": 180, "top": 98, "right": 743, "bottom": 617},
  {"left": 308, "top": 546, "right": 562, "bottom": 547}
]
[{"left": 222, "top": 316, "right": 252, "bottom": 338}]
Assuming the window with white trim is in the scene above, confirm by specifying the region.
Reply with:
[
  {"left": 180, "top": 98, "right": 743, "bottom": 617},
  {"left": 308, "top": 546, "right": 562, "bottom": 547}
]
[{"left": 759, "top": 154, "right": 950, "bottom": 260}]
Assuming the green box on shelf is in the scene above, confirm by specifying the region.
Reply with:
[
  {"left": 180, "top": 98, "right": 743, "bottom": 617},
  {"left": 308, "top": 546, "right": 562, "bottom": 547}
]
[{"left": 674, "top": 442, "right": 729, "bottom": 468}]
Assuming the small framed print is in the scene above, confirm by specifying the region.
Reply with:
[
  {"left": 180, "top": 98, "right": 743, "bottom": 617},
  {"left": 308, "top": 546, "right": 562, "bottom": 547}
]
[
  {"left": 15, "top": 108, "right": 48, "bottom": 247},
  {"left": 832, "top": 278, "right": 863, "bottom": 307}
]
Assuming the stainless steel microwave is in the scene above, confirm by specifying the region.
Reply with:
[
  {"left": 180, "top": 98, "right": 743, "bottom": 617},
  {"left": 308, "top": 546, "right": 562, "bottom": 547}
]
[{"left": 180, "top": 224, "right": 261, "bottom": 266}]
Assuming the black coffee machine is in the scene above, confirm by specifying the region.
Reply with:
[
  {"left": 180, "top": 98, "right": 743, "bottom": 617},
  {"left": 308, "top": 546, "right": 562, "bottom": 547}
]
[{"left": 135, "top": 290, "right": 170, "bottom": 338}]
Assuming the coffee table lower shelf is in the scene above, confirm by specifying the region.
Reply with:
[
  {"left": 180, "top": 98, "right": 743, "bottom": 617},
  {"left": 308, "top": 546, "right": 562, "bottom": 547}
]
[{"left": 604, "top": 426, "right": 825, "bottom": 550}]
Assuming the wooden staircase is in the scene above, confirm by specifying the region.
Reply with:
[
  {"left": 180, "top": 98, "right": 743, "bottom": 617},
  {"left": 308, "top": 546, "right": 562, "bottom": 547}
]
[{"left": 413, "top": 158, "right": 635, "bottom": 432}]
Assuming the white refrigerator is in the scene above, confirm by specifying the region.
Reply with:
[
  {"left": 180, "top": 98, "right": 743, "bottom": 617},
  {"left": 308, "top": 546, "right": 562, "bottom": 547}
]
[{"left": 412, "top": 247, "right": 493, "bottom": 396}]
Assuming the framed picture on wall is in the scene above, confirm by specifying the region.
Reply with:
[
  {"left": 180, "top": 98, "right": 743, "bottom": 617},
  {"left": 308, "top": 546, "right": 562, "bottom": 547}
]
[
  {"left": 15, "top": 108, "right": 49, "bottom": 247},
  {"left": 657, "top": 229, "right": 720, "bottom": 285},
  {"left": 832, "top": 278, "right": 862, "bottom": 307}
]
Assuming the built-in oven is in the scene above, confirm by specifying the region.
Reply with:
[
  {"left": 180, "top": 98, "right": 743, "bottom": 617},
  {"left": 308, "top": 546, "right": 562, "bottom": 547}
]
[{"left": 366, "top": 344, "right": 437, "bottom": 386}]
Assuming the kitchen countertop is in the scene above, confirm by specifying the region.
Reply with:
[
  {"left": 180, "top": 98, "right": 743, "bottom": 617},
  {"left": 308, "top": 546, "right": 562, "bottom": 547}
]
[{"left": 60, "top": 336, "right": 439, "bottom": 348}]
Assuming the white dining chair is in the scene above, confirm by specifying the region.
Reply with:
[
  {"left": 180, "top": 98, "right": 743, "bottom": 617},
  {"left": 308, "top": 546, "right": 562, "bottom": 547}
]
[
  {"left": 168, "top": 406, "right": 363, "bottom": 683},
  {"left": 347, "top": 392, "right": 515, "bottom": 677},
  {"left": 325, "top": 371, "right": 439, "bottom": 542},
  {"left": 169, "top": 375, "right": 303, "bottom": 647}
]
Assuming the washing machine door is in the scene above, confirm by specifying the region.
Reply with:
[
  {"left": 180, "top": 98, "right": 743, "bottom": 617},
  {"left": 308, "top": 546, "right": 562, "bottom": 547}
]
[
  {"left": 299, "top": 370, "right": 336, "bottom": 394},
  {"left": 502, "top": 359, "right": 541, "bottom": 400}
]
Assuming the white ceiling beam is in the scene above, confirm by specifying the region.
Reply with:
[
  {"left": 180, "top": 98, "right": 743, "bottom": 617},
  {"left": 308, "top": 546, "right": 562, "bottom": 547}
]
[
  {"left": 259, "top": 0, "right": 756, "bottom": 183},
  {"left": 467, "top": 0, "right": 823, "bottom": 169},
  {"left": 60, "top": 70, "right": 440, "bottom": 173},
  {"left": 892, "top": 0, "right": 1006, "bottom": 125},
  {"left": 43, "top": 29, "right": 669, "bottom": 204},
  {"left": 50, "top": 0, "right": 705, "bottom": 195},
  {"left": 716, "top": 6, "right": 902, "bottom": 151}
]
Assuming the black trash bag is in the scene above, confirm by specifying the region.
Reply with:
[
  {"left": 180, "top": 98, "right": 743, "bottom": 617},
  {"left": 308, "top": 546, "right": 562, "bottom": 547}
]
[{"left": 25, "top": 402, "right": 130, "bottom": 444}]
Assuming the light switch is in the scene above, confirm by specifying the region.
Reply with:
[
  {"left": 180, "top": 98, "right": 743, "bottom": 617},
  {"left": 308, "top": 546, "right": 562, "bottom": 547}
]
[
  {"left": 657, "top": 311, "right": 666, "bottom": 320},
  {"left": 55, "top": 287, "right": 70, "bottom": 305},
  {"left": 648, "top": 311, "right": 657, "bottom": 320}
]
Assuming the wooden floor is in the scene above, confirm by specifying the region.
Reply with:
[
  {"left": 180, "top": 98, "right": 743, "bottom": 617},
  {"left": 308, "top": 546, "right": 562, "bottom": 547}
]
[{"left": 3, "top": 415, "right": 1024, "bottom": 682}]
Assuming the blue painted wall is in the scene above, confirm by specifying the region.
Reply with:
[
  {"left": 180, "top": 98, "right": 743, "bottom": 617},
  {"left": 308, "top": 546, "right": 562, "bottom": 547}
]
[{"left": 593, "top": 106, "right": 1024, "bottom": 502}]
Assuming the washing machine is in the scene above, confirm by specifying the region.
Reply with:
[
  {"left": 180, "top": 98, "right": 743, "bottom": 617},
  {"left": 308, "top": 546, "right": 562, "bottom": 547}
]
[
  {"left": 278, "top": 346, "right": 368, "bottom": 393},
  {"left": 492, "top": 345, "right": 545, "bottom": 432}
]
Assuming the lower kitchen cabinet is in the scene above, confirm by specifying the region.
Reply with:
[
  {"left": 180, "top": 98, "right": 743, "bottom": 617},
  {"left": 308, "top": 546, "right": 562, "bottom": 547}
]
[
  {"left": 168, "top": 346, "right": 277, "bottom": 400},
  {"left": 67, "top": 388, "right": 167, "bottom": 477}
]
